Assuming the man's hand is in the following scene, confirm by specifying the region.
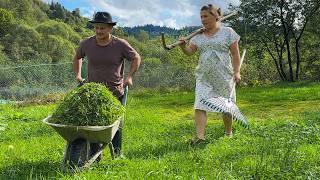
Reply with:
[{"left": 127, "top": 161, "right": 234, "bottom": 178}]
[
  {"left": 76, "top": 75, "right": 83, "bottom": 82},
  {"left": 124, "top": 76, "right": 133, "bottom": 86}
]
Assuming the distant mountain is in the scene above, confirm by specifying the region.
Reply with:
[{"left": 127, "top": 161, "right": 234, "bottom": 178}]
[
  {"left": 122, "top": 24, "right": 201, "bottom": 38},
  {"left": 38, "top": 1, "right": 201, "bottom": 38}
]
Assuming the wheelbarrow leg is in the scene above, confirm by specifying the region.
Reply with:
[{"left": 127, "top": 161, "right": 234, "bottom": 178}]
[
  {"left": 82, "top": 143, "right": 107, "bottom": 169},
  {"left": 61, "top": 141, "right": 71, "bottom": 172},
  {"left": 109, "top": 142, "right": 115, "bottom": 159},
  {"left": 111, "top": 129, "right": 122, "bottom": 155}
]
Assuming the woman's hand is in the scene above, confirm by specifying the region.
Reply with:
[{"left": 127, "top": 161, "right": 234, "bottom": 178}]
[
  {"left": 234, "top": 72, "right": 241, "bottom": 84},
  {"left": 178, "top": 37, "right": 187, "bottom": 48},
  {"left": 178, "top": 37, "right": 197, "bottom": 56}
]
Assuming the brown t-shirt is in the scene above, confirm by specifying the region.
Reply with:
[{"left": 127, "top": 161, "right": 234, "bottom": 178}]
[{"left": 76, "top": 36, "right": 137, "bottom": 98}]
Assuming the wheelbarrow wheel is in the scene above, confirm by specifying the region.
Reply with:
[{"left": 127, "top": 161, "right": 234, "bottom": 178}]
[{"left": 69, "top": 138, "right": 89, "bottom": 168}]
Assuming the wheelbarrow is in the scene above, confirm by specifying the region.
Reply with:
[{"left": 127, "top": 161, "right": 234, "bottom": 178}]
[{"left": 43, "top": 85, "right": 128, "bottom": 172}]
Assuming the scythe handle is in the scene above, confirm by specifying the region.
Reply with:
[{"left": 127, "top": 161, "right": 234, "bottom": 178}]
[{"left": 161, "top": 11, "right": 238, "bottom": 50}]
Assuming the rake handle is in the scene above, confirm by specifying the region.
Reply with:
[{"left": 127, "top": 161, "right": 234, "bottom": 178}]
[{"left": 230, "top": 49, "right": 247, "bottom": 97}]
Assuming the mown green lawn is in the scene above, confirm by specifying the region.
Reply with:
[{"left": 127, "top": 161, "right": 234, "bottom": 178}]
[{"left": 0, "top": 82, "right": 320, "bottom": 179}]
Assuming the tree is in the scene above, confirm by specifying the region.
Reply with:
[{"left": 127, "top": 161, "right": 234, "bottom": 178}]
[
  {"left": 232, "top": 0, "right": 320, "bottom": 82},
  {"left": 137, "top": 30, "right": 149, "bottom": 42},
  {"left": 0, "top": 44, "right": 9, "bottom": 65},
  {"left": 113, "top": 27, "right": 126, "bottom": 38},
  {"left": 72, "top": 8, "right": 80, "bottom": 17},
  {"left": 0, "top": 8, "right": 15, "bottom": 38},
  {"left": 2, "top": 23, "right": 42, "bottom": 63},
  {"left": 300, "top": 8, "right": 320, "bottom": 80},
  {"left": 49, "top": 2, "right": 66, "bottom": 20},
  {"left": 41, "top": 35, "right": 74, "bottom": 63},
  {"left": 36, "top": 20, "right": 81, "bottom": 44}
]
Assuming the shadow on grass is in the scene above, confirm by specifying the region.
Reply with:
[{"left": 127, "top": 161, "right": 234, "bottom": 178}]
[{"left": 0, "top": 160, "right": 63, "bottom": 179}]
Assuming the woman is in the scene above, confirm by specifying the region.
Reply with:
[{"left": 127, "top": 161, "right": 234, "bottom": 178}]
[{"left": 179, "top": 4, "right": 241, "bottom": 144}]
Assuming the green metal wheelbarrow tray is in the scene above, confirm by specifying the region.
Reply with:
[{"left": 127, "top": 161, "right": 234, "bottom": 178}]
[
  {"left": 43, "top": 116, "right": 122, "bottom": 171},
  {"left": 43, "top": 85, "right": 128, "bottom": 172}
]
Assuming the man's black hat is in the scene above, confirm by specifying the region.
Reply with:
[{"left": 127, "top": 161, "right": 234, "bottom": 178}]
[{"left": 89, "top": 12, "right": 117, "bottom": 26}]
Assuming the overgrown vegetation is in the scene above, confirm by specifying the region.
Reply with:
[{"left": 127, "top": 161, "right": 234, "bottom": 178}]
[{"left": 50, "top": 83, "right": 124, "bottom": 126}]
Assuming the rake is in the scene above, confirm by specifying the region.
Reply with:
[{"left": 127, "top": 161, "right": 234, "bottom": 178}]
[{"left": 200, "top": 49, "right": 249, "bottom": 128}]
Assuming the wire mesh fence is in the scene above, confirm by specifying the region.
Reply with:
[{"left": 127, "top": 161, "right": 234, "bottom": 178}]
[
  {"left": 0, "top": 62, "right": 76, "bottom": 100},
  {"left": 0, "top": 61, "right": 196, "bottom": 101}
]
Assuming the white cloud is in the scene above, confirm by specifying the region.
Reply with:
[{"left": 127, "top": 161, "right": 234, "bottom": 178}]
[{"left": 41, "top": 0, "right": 240, "bottom": 29}]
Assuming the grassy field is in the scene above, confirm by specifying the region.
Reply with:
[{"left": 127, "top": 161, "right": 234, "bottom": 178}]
[{"left": 0, "top": 82, "right": 319, "bottom": 179}]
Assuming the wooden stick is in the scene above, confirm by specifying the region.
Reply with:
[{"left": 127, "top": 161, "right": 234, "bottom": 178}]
[{"left": 161, "top": 11, "right": 238, "bottom": 50}]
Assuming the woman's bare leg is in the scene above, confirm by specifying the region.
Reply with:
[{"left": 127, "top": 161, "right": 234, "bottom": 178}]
[
  {"left": 223, "top": 113, "right": 233, "bottom": 136},
  {"left": 195, "top": 109, "right": 207, "bottom": 139}
]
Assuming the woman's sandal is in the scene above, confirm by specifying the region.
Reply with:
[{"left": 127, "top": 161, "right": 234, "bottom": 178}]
[
  {"left": 225, "top": 132, "right": 233, "bottom": 138},
  {"left": 187, "top": 137, "right": 207, "bottom": 146}
]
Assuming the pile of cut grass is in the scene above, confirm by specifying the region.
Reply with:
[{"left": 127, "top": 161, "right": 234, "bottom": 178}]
[{"left": 50, "top": 83, "right": 124, "bottom": 126}]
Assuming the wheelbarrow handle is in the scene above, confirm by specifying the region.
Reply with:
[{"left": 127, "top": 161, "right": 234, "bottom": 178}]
[
  {"left": 77, "top": 79, "right": 86, "bottom": 87},
  {"left": 121, "top": 85, "right": 129, "bottom": 106}
]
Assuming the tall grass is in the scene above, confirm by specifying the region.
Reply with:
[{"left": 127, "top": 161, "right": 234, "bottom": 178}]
[{"left": 0, "top": 82, "right": 319, "bottom": 179}]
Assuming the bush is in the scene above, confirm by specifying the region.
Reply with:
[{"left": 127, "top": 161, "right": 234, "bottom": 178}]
[{"left": 50, "top": 83, "right": 125, "bottom": 126}]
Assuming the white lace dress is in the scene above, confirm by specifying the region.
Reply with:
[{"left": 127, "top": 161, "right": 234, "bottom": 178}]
[{"left": 190, "top": 26, "right": 240, "bottom": 111}]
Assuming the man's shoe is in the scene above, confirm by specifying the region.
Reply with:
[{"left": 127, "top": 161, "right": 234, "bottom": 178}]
[{"left": 114, "top": 148, "right": 126, "bottom": 159}]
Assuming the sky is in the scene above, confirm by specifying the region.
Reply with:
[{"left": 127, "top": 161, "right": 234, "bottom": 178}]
[{"left": 41, "top": 0, "right": 240, "bottom": 29}]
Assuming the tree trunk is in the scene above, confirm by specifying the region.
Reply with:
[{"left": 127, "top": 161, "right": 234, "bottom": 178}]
[
  {"left": 278, "top": 55, "right": 287, "bottom": 81},
  {"left": 280, "top": 2, "right": 294, "bottom": 82},
  {"left": 274, "top": 38, "right": 288, "bottom": 81},
  {"left": 261, "top": 38, "right": 286, "bottom": 81},
  {"left": 295, "top": 41, "right": 300, "bottom": 80},
  {"left": 284, "top": 34, "right": 294, "bottom": 82},
  {"left": 293, "top": 2, "right": 320, "bottom": 80}
]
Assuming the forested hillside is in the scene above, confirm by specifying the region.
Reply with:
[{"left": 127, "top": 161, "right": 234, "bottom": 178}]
[
  {"left": 0, "top": 0, "right": 319, "bottom": 99},
  {"left": 0, "top": 0, "right": 91, "bottom": 65}
]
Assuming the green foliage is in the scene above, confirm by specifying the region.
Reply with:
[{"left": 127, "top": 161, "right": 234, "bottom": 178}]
[
  {"left": 137, "top": 30, "right": 149, "bottom": 42},
  {"left": 0, "top": 0, "right": 47, "bottom": 24},
  {"left": 230, "top": 0, "right": 320, "bottom": 82},
  {"left": 113, "top": 27, "right": 127, "bottom": 38},
  {"left": 0, "top": 68, "right": 20, "bottom": 88},
  {"left": 0, "top": 45, "right": 9, "bottom": 64},
  {"left": 36, "top": 20, "right": 81, "bottom": 44},
  {"left": 2, "top": 23, "right": 42, "bottom": 63},
  {"left": 0, "top": 8, "right": 15, "bottom": 38},
  {"left": 46, "top": 1, "right": 89, "bottom": 28},
  {"left": 50, "top": 83, "right": 125, "bottom": 126},
  {"left": 49, "top": 2, "right": 66, "bottom": 20},
  {"left": 299, "top": 10, "right": 320, "bottom": 81},
  {"left": 138, "top": 58, "right": 162, "bottom": 87},
  {"left": 166, "top": 44, "right": 198, "bottom": 70},
  {"left": 40, "top": 35, "right": 75, "bottom": 63},
  {"left": 241, "top": 47, "right": 279, "bottom": 86}
]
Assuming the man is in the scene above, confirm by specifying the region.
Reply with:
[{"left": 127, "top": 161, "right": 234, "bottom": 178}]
[{"left": 73, "top": 11, "right": 141, "bottom": 158}]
